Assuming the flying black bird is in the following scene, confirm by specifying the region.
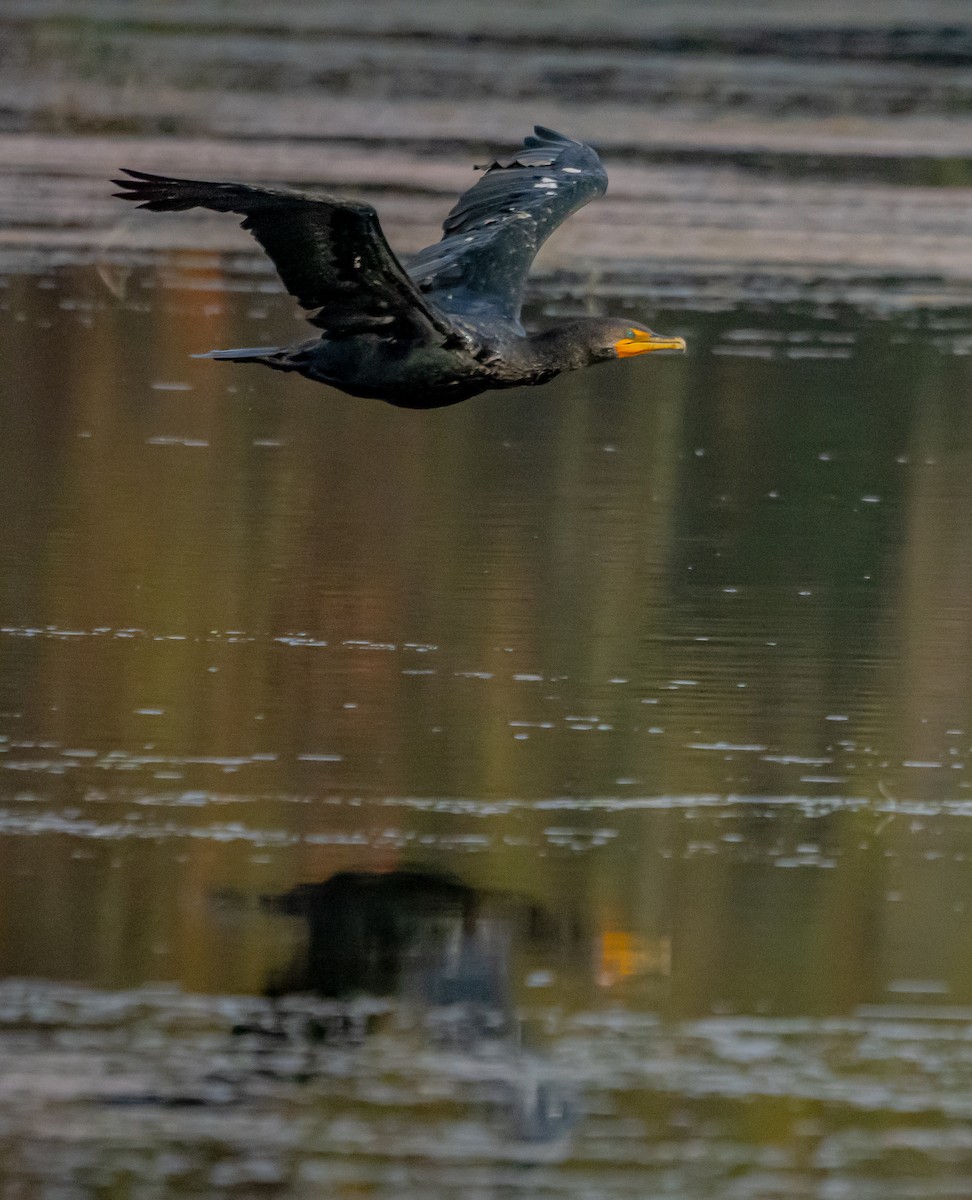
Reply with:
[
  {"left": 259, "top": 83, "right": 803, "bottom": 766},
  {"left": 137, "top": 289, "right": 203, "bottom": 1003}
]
[{"left": 113, "top": 127, "right": 685, "bottom": 408}]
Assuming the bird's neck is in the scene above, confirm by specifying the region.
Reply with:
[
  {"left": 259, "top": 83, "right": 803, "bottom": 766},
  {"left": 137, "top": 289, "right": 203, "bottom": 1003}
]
[{"left": 520, "top": 321, "right": 598, "bottom": 374}]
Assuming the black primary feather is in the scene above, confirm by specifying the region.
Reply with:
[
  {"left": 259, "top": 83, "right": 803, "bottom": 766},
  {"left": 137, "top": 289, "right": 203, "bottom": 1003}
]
[
  {"left": 406, "top": 126, "right": 608, "bottom": 325},
  {"left": 112, "top": 168, "right": 458, "bottom": 344}
]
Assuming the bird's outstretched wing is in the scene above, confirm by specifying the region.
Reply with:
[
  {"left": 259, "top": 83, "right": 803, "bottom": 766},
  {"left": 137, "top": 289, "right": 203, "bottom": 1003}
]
[
  {"left": 407, "top": 127, "right": 608, "bottom": 326},
  {"left": 113, "top": 169, "right": 459, "bottom": 343}
]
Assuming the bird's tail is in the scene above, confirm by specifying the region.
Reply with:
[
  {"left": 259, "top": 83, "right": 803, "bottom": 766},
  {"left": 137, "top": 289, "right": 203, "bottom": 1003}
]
[
  {"left": 192, "top": 345, "right": 295, "bottom": 372},
  {"left": 193, "top": 345, "right": 282, "bottom": 361}
]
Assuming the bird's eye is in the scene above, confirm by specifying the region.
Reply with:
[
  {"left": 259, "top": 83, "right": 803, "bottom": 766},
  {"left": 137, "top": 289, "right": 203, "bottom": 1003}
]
[{"left": 625, "top": 329, "right": 636, "bottom": 338}]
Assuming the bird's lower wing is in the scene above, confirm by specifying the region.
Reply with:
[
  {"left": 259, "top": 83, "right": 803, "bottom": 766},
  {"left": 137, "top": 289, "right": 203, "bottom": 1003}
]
[
  {"left": 407, "top": 127, "right": 608, "bottom": 325},
  {"left": 113, "top": 169, "right": 459, "bottom": 343}
]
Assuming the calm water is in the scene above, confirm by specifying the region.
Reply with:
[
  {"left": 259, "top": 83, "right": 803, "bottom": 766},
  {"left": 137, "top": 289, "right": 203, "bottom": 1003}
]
[{"left": 3, "top": 260, "right": 972, "bottom": 1196}]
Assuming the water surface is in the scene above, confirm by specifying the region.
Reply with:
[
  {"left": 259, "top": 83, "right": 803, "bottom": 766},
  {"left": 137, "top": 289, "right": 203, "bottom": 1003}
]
[{"left": 3, "top": 261, "right": 972, "bottom": 1196}]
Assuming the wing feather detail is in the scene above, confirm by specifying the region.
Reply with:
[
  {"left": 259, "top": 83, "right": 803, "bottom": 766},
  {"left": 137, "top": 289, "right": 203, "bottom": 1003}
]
[
  {"left": 113, "top": 169, "right": 458, "bottom": 343},
  {"left": 407, "top": 127, "right": 607, "bottom": 324}
]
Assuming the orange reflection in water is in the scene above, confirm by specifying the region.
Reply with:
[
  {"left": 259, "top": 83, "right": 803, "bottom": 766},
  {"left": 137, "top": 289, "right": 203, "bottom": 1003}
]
[{"left": 598, "top": 929, "right": 672, "bottom": 987}]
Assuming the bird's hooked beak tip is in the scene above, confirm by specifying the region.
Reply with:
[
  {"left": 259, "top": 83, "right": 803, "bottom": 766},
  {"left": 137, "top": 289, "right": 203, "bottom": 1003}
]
[{"left": 615, "top": 331, "right": 687, "bottom": 358}]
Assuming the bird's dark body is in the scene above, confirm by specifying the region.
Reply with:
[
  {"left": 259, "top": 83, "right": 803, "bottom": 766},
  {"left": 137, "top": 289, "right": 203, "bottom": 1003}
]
[
  {"left": 114, "top": 128, "right": 684, "bottom": 407},
  {"left": 241, "top": 320, "right": 560, "bottom": 408},
  {"left": 243, "top": 330, "right": 498, "bottom": 408}
]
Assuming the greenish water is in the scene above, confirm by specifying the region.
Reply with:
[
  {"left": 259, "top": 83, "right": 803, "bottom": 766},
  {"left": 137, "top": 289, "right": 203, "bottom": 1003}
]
[{"left": 3, "top": 263, "right": 972, "bottom": 1196}]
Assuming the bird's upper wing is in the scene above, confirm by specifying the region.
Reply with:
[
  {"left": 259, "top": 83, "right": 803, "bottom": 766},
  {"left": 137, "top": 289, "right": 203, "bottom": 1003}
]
[
  {"left": 407, "top": 127, "right": 608, "bottom": 326},
  {"left": 113, "top": 169, "right": 460, "bottom": 343}
]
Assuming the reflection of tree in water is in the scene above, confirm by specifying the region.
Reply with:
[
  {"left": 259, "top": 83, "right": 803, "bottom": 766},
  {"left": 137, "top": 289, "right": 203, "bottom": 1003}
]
[{"left": 260, "top": 868, "right": 581, "bottom": 1144}]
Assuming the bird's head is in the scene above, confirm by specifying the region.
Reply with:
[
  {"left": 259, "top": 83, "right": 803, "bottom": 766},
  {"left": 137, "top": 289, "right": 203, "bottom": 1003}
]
[
  {"left": 598, "top": 320, "right": 686, "bottom": 361},
  {"left": 528, "top": 318, "right": 687, "bottom": 374}
]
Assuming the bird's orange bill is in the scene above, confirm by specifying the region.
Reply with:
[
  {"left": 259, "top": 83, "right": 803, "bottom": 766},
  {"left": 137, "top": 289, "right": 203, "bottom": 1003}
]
[{"left": 614, "top": 332, "right": 687, "bottom": 358}]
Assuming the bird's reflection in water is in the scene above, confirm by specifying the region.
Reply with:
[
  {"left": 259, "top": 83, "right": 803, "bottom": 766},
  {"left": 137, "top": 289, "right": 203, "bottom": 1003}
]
[{"left": 259, "top": 868, "right": 581, "bottom": 1146}]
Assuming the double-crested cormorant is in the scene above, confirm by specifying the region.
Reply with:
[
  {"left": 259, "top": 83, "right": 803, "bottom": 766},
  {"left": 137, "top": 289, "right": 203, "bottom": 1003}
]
[{"left": 114, "top": 127, "right": 685, "bottom": 409}]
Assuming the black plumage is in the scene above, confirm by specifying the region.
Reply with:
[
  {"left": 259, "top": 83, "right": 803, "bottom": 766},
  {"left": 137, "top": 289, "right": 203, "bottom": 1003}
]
[{"left": 113, "top": 127, "right": 685, "bottom": 408}]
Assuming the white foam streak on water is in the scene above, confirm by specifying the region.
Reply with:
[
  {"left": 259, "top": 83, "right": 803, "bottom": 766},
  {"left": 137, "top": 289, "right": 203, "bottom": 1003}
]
[
  {"left": 0, "top": 791, "right": 972, "bottom": 856},
  {"left": 1, "top": 981, "right": 972, "bottom": 1194}
]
